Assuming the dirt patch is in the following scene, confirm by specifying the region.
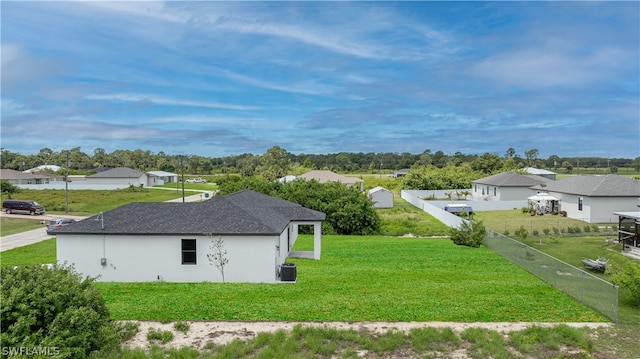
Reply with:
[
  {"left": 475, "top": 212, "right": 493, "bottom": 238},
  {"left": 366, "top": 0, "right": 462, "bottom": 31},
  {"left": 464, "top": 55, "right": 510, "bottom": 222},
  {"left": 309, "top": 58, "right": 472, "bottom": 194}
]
[{"left": 124, "top": 320, "right": 610, "bottom": 351}]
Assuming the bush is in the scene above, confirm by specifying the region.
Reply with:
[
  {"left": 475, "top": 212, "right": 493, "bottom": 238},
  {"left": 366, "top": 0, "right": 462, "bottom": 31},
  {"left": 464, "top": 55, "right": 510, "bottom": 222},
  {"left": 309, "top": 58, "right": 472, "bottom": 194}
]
[
  {"left": 532, "top": 229, "right": 539, "bottom": 236},
  {"left": 583, "top": 225, "right": 591, "bottom": 233},
  {"left": 543, "top": 228, "right": 551, "bottom": 236},
  {"left": 218, "top": 177, "right": 381, "bottom": 235},
  {"left": 0, "top": 264, "right": 120, "bottom": 357},
  {"left": 449, "top": 220, "right": 486, "bottom": 248},
  {"left": 607, "top": 255, "right": 640, "bottom": 307},
  {"left": 147, "top": 328, "right": 174, "bottom": 344},
  {"left": 514, "top": 225, "right": 528, "bottom": 239}
]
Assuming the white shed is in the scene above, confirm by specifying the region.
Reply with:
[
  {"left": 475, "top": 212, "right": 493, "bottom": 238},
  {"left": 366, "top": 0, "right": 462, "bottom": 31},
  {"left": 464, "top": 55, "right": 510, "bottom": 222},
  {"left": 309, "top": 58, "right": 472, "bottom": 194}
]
[
  {"left": 368, "top": 186, "right": 394, "bottom": 208},
  {"left": 56, "top": 190, "right": 325, "bottom": 283}
]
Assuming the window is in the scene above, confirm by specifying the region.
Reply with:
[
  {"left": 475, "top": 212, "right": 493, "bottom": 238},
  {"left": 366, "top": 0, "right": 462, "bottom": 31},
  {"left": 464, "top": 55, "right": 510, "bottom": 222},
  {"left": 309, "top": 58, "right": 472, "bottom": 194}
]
[
  {"left": 181, "top": 239, "right": 197, "bottom": 265},
  {"left": 493, "top": 187, "right": 497, "bottom": 196},
  {"left": 578, "top": 197, "right": 583, "bottom": 211}
]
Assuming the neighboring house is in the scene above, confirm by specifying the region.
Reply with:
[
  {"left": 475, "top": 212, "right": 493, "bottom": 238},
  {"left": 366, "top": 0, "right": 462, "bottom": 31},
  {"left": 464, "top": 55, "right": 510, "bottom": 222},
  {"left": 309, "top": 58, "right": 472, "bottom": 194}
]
[
  {"left": 56, "top": 190, "right": 325, "bottom": 283},
  {"left": 298, "top": 170, "right": 364, "bottom": 191},
  {"left": 368, "top": 186, "right": 394, "bottom": 208},
  {"left": 614, "top": 211, "right": 640, "bottom": 259},
  {"left": 530, "top": 174, "right": 640, "bottom": 223},
  {"left": 394, "top": 169, "right": 409, "bottom": 178},
  {"left": 523, "top": 167, "right": 557, "bottom": 180},
  {"left": 278, "top": 175, "right": 298, "bottom": 184},
  {"left": 23, "top": 164, "right": 62, "bottom": 173},
  {"left": 85, "top": 167, "right": 148, "bottom": 187},
  {"left": 0, "top": 168, "right": 59, "bottom": 185},
  {"left": 471, "top": 171, "right": 550, "bottom": 201},
  {"left": 147, "top": 171, "right": 179, "bottom": 185}
]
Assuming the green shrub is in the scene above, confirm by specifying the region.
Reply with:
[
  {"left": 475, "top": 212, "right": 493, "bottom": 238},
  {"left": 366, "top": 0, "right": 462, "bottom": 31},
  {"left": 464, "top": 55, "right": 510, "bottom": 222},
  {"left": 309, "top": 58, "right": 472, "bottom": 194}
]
[
  {"left": 584, "top": 225, "right": 591, "bottom": 233},
  {"left": 532, "top": 229, "right": 539, "bottom": 236},
  {"left": 552, "top": 227, "right": 560, "bottom": 235},
  {"left": 173, "top": 321, "right": 190, "bottom": 335},
  {"left": 514, "top": 225, "right": 528, "bottom": 239},
  {"left": 607, "top": 255, "right": 640, "bottom": 307},
  {"left": 449, "top": 220, "right": 486, "bottom": 248},
  {"left": 0, "top": 264, "right": 120, "bottom": 357},
  {"left": 591, "top": 224, "right": 600, "bottom": 233},
  {"left": 147, "top": 328, "right": 174, "bottom": 344},
  {"left": 543, "top": 228, "right": 551, "bottom": 236}
]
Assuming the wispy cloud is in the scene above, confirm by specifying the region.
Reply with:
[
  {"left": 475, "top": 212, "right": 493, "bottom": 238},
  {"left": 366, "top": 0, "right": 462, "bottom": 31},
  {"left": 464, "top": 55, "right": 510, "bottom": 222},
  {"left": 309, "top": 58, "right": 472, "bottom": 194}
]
[{"left": 85, "top": 93, "right": 261, "bottom": 111}]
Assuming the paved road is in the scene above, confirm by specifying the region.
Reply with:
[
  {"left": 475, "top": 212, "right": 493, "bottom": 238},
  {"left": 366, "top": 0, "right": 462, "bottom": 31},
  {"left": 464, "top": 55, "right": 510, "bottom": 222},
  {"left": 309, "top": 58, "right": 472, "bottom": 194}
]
[{"left": 0, "top": 192, "right": 214, "bottom": 252}]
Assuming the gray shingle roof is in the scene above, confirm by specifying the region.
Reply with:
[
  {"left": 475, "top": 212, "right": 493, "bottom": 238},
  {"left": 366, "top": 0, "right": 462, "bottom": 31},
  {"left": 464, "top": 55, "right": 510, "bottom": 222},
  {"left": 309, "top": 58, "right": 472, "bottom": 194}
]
[
  {"left": 88, "top": 167, "right": 144, "bottom": 178},
  {"left": 472, "top": 171, "right": 550, "bottom": 187},
  {"left": 57, "top": 190, "right": 325, "bottom": 235},
  {"left": 530, "top": 174, "right": 640, "bottom": 197}
]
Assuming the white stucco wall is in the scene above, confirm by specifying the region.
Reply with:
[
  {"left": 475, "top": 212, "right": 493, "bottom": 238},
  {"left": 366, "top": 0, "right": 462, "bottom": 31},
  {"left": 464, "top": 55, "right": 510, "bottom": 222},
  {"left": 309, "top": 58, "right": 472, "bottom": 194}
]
[
  {"left": 85, "top": 174, "right": 148, "bottom": 187},
  {"left": 472, "top": 184, "right": 534, "bottom": 201},
  {"left": 554, "top": 193, "right": 640, "bottom": 223},
  {"left": 57, "top": 233, "right": 280, "bottom": 282}
]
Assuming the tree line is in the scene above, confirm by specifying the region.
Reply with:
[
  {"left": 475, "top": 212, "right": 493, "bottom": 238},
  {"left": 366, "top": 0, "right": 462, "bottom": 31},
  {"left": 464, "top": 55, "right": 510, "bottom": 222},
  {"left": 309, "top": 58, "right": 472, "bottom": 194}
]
[{"left": 1, "top": 146, "right": 637, "bottom": 175}]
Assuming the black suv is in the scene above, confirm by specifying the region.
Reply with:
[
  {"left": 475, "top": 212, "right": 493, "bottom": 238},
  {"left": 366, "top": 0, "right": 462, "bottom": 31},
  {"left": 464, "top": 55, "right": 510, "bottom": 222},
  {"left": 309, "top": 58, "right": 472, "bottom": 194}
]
[{"left": 2, "top": 200, "right": 46, "bottom": 215}]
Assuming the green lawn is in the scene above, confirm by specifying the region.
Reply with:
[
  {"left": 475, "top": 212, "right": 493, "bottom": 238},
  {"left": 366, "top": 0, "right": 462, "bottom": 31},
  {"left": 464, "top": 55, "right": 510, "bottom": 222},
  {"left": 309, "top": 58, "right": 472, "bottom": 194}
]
[
  {"left": 1, "top": 238, "right": 56, "bottom": 267},
  {"left": 92, "top": 235, "right": 603, "bottom": 322},
  {"left": 0, "top": 216, "right": 46, "bottom": 236},
  {"left": 1, "top": 187, "right": 196, "bottom": 216},
  {"left": 475, "top": 209, "right": 617, "bottom": 237}
]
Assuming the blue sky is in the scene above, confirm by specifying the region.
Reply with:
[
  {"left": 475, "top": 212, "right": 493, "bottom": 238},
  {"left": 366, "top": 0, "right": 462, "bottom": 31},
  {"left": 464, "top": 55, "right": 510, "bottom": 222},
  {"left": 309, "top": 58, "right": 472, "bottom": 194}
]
[{"left": 2, "top": 1, "right": 638, "bottom": 159}]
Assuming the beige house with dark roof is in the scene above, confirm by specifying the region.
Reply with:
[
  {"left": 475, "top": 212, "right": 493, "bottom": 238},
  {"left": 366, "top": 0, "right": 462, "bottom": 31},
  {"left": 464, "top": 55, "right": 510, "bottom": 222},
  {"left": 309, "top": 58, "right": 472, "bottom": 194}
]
[{"left": 298, "top": 170, "right": 364, "bottom": 191}]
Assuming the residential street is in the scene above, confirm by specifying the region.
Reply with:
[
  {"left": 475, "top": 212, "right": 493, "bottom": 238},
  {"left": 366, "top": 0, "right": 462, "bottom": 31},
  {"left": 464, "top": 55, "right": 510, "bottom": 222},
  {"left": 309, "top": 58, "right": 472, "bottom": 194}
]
[{"left": 0, "top": 192, "right": 213, "bottom": 252}]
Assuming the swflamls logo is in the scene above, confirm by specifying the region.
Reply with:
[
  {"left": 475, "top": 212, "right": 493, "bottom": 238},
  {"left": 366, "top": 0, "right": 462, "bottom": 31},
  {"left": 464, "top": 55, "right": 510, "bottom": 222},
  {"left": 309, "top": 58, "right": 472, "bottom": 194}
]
[{"left": 1, "top": 346, "right": 60, "bottom": 356}]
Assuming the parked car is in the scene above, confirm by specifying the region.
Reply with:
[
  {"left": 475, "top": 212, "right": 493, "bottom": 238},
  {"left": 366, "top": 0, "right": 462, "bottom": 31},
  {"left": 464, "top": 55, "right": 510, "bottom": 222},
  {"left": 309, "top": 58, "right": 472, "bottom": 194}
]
[
  {"left": 46, "top": 218, "right": 76, "bottom": 234},
  {"left": 185, "top": 177, "right": 207, "bottom": 183},
  {"left": 2, "top": 199, "right": 46, "bottom": 215},
  {"left": 444, "top": 204, "right": 474, "bottom": 217}
]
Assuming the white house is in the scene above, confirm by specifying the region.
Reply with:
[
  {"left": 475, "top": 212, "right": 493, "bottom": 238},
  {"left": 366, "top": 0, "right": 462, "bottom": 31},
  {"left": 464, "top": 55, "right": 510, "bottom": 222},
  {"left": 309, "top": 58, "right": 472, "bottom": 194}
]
[
  {"left": 530, "top": 174, "right": 640, "bottom": 223},
  {"left": 0, "top": 168, "right": 60, "bottom": 185},
  {"left": 55, "top": 190, "right": 325, "bottom": 283},
  {"left": 471, "top": 171, "right": 550, "bottom": 201},
  {"left": 368, "top": 186, "right": 394, "bottom": 208},
  {"left": 85, "top": 167, "right": 149, "bottom": 187},
  {"left": 147, "top": 171, "right": 179, "bottom": 185},
  {"left": 522, "top": 167, "right": 557, "bottom": 180}
]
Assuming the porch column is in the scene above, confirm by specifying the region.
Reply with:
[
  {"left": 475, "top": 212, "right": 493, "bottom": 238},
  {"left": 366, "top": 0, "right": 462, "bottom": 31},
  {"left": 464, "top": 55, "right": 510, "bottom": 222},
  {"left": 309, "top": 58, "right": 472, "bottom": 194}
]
[{"left": 313, "top": 222, "right": 321, "bottom": 260}]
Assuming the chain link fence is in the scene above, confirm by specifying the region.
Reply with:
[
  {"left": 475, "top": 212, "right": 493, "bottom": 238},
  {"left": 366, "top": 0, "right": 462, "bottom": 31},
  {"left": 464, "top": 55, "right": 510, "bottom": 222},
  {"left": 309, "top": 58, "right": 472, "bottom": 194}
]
[{"left": 484, "top": 229, "right": 618, "bottom": 322}]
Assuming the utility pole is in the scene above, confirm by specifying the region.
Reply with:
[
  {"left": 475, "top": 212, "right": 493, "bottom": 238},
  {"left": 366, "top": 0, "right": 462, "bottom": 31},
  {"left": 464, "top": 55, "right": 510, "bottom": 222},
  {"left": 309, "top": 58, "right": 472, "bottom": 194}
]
[{"left": 65, "top": 151, "right": 70, "bottom": 213}]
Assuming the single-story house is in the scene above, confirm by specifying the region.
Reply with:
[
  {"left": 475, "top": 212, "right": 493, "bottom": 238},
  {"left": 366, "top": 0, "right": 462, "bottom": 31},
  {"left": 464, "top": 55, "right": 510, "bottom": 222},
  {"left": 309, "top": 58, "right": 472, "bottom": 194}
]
[
  {"left": 471, "top": 171, "right": 551, "bottom": 201},
  {"left": 394, "top": 168, "right": 410, "bottom": 178},
  {"left": 368, "top": 186, "right": 394, "bottom": 208},
  {"left": 56, "top": 190, "right": 325, "bottom": 283},
  {"left": 0, "top": 168, "right": 61, "bottom": 185},
  {"left": 147, "top": 171, "right": 179, "bottom": 185},
  {"left": 278, "top": 175, "right": 298, "bottom": 184},
  {"left": 530, "top": 175, "right": 640, "bottom": 223},
  {"left": 85, "top": 167, "right": 149, "bottom": 187},
  {"left": 23, "top": 164, "right": 62, "bottom": 173},
  {"left": 523, "top": 167, "right": 557, "bottom": 180},
  {"left": 298, "top": 170, "right": 364, "bottom": 191}
]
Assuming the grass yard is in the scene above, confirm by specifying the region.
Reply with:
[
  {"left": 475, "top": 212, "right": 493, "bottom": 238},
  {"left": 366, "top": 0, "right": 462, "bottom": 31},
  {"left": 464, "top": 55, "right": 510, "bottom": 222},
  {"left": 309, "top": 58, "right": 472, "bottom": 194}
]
[
  {"left": 378, "top": 197, "right": 450, "bottom": 237},
  {"left": 475, "top": 209, "right": 617, "bottom": 237},
  {"left": 0, "top": 238, "right": 56, "bottom": 267},
  {"left": 93, "top": 235, "right": 603, "bottom": 322},
  {"left": 0, "top": 187, "right": 196, "bottom": 216},
  {"left": 0, "top": 216, "right": 45, "bottom": 236}
]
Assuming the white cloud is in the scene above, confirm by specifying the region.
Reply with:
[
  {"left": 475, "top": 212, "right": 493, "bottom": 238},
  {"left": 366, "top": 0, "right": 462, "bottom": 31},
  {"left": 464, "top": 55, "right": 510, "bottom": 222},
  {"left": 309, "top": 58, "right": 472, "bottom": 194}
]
[{"left": 85, "top": 93, "right": 260, "bottom": 111}]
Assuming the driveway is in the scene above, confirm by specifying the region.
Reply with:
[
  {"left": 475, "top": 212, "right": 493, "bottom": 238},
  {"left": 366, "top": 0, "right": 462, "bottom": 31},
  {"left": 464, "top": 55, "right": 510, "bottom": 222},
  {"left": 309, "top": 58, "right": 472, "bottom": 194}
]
[{"left": 0, "top": 192, "right": 214, "bottom": 252}]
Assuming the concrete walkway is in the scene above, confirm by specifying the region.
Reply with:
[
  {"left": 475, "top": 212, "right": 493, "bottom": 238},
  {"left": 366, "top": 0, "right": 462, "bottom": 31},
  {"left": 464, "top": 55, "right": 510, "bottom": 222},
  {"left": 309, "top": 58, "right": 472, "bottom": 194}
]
[{"left": 0, "top": 191, "right": 215, "bottom": 252}]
